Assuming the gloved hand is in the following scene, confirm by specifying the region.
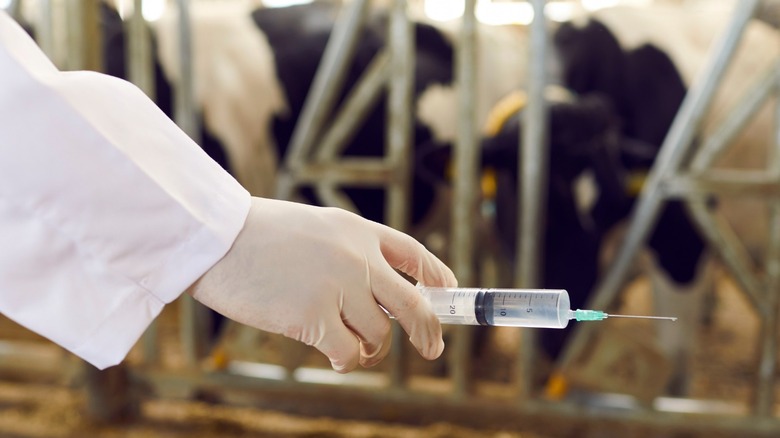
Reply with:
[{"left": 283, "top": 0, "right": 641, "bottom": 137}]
[{"left": 187, "top": 197, "right": 457, "bottom": 373}]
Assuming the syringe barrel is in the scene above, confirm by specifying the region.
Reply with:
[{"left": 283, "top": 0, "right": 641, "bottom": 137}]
[{"left": 420, "top": 287, "right": 571, "bottom": 329}]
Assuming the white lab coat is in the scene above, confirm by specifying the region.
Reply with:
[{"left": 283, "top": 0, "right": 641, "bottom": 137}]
[{"left": 0, "top": 11, "right": 250, "bottom": 369}]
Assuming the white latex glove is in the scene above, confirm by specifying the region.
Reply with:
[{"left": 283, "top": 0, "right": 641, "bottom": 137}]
[{"left": 187, "top": 197, "right": 457, "bottom": 373}]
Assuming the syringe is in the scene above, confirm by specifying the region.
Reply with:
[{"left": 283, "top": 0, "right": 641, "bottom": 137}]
[{"left": 418, "top": 287, "right": 676, "bottom": 329}]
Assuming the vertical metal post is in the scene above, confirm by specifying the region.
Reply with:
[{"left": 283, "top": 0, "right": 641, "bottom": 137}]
[
  {"left": 386, "top": 0, "right": 414, "bottom": 389},
  {"left": 128, "top": 0, "right": 156, "bottom": 97},
  {"left": 36, "top": 0, "right": 56, "bottom": 63},
  {"left": 70, "top": 0, "right": 129, "bottom": 420},
  {"left": 516, "top": 0, "right": 549, "bottom": 399},
  {"left": 83, "top": 0, "right": 101, "bottom": 71},
  {"left": 128, "top": 0, "right": 159, "bottom": 365},
  {"left": 557, "top": 0, "right": 762, "bottom": 372},
  {"left": 66, "top": 0, "right": 102, "bottom": 71},
  {"left": 755, "top": 66, "right": 780, "bottom": 416},
  {"left": 65, "top": 0, "right": 83, "bottom": 71},
  {"left": 174, "top": 0, "right": 209, "bottom": 367},
  {"left": 449, "top": 0, "right": 478, "bottom": 398},
  {"left": 385, "top": 0, "right": 413, "bottom": 233},
  {"left": 8, "top": 0, "right": 23, "bottom": 22},
  {"left": 84, "top": 362, "right": 138, "bottom": 422},
  {"left": 174, "top": 0, "right": 198, "bottom": 143}
]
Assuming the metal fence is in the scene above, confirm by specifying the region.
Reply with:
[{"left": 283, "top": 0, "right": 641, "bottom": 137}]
[{"left": 2, "top": 0, "right": 780, "bottom": 435}]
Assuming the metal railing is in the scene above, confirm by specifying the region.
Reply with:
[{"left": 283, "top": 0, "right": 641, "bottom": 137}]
[
  {"left": 2, "top": 0, "right": 780, "bottom": 435},
  {"left": 555, "top": 0, "right": 780, "bottom": 420}
]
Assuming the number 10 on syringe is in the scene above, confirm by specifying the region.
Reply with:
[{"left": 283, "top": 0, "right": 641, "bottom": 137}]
[{"left": 421, "top": 287, "right": 676, "bottom": 329}]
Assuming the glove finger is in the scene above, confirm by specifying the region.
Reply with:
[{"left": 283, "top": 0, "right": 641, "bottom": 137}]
[
  {"left": 309, "top": 316, "right": 361, "bottom": 374},
  {"left": 359, "top": 324, "right": 392, "bottom": 368},
  {"left": 374, "top": 224, "right": 457, "bottom": 287},
  {"left": 341, "top": 295, "right": 393, "bottom": 368},
  {"left": 370, "top": 262, "right": 444, "bottom": 360}
]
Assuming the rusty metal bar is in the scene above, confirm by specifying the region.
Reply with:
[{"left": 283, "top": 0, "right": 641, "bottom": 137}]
[
  {"left": 516, "top": 0, "right": 549, "bottom": 400},
  {"left": 557, "top": 0, "right": 762, "bottom": 372},
  {"left": 449, "top": 0, "right": 478, "bottom": 399}
]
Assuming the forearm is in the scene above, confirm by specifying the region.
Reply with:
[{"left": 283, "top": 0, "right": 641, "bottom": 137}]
[{"left": 0, "top": 11, "right": 250, "bottom": 369}]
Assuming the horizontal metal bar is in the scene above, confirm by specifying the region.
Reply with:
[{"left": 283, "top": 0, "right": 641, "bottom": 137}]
[
  {"left": 132, "top": 368, "right": 780, "bottom": 435},
  {"left": 664, "top": 171, "right": 780, "bottom": 198},
  {"left": 286, "top": 159, "right": 396, "bottom": 185},
  {"left": 0, "top": 341, "right": 67, "bottom": 377},
  {"left": 314, "top": 185, "right": 360, "bottom": 213}
]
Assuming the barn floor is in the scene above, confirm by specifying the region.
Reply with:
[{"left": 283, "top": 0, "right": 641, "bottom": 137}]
[
  {"left": 0, "top": 380, "right": 544, "bottom": 438},
  {"left": 0, "top": 267, "right": 774, "bottom": 437}
]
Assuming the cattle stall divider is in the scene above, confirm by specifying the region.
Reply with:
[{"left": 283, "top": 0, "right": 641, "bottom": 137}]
[
  {"left": 2, "top": 0, "right": 780, "bottom": 435},
  {"left": 554, "top": 0, "right": 780, "bottom": 423},
  {"left": 132, "top": 0, "right": 780, "bottom": 433}
]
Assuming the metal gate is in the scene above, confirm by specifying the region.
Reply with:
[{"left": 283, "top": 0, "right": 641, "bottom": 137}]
[{"left": 2, "top": 0, "right": 780, "bottom": 435}]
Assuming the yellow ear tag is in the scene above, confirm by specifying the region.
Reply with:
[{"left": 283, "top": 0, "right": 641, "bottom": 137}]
[
  {"left": 625, "top": 170, "right": 648, "bottom": 197},
  {"left": 483, "top": 90, "right": 528, "bottom": 137},
  {"left": 544, "top": 371, "right": 570, "bottom": 400},
  {"left": 481, "top": 167, "right": 497, "bottom": 200},
  {"left": 443, "top": 90, "right": 525, "bottom": 194}
]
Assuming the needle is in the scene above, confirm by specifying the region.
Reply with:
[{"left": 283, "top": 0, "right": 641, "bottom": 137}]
[
  {"left": 572, "top": 309, "right": 677, "bottom": 322},
  {"left": 607, "top": 313, "right": 678, "bottom": 321}
]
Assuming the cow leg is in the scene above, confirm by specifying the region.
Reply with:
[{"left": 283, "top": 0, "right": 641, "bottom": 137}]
[{"left": 648, "top": 251, "right": 714, "bottom": 396}]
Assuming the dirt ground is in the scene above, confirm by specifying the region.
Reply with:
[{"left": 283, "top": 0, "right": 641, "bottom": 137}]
[
  {"left": 0, "top": 380, "right": 546, "bottom": 438},
  {"left": 0, "top": 266, "right": 775, "bottom": 437}
]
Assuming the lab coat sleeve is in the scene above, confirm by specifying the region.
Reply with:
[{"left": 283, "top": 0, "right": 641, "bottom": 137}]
[{"left": 0, "top": 12, "right": 251, "bottom": 369}]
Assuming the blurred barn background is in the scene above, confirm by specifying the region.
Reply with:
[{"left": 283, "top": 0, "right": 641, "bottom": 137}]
[{"left": 1, "top": 0, "right": 779, "bottom": 436}]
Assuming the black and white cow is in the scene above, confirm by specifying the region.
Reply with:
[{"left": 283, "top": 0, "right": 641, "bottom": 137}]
[
  {"left": 558, "top": 4, "right": 776, "bottom": 391},
  {"left": 139, "top": 0, "right": 530, "bottom": 228},
  {"left": 480, "top": 4, "right": 778, "bottom": 393},
  {"left": 98, "top": 1, "right": 776, "bottom": 386},
  {"left": 99, "top": 1, "right": 532, "bottom": 366}
]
